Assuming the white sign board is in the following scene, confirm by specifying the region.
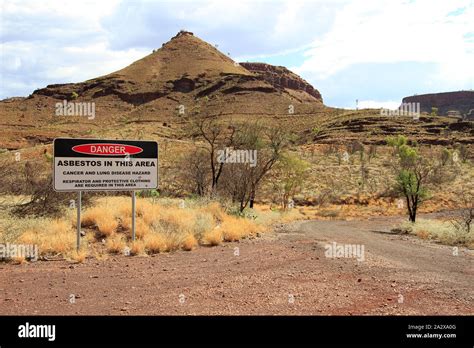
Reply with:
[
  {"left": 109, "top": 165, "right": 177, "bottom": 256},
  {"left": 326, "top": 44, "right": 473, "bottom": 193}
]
[{"left": 53, "top": 138, "right": 158, "bottom": 191}]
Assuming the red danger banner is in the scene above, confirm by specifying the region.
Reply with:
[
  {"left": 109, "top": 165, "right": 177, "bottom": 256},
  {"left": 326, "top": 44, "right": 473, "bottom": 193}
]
[{"left": 72, "top": 143, "right": 144, "bottom": 156}]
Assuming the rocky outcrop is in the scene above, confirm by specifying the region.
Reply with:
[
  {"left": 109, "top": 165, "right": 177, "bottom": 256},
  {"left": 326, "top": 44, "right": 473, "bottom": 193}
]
[
  {"left": 402, "top": 91, "right": 474, "bottom": 119},
  {"left": 240, "top": 62, "right": 322, "bottom": 102},
  {"left": 170, "top": 30, "right": 194, "bottom": 40},
  {"left": 32, "top": 78, "right": 167, "bottom": 106},
  {"left": 172, "top": 77, "right": 195, "bottom": 93}
]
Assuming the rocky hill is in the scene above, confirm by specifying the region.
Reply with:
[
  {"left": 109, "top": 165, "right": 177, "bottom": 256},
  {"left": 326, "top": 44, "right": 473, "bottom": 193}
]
[
  {"left": 0, "top": 31, "right": 327, "bottom": 150},
  {"left": 402, "top": 91, "right": 474, "bottom": 118},
  {"left": 31, "top": 31, "right": 323, "bottom": 107}
]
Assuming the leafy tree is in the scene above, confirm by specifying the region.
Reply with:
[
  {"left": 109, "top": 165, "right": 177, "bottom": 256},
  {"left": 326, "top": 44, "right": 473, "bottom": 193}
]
[
  {"left": 390, "top": 142, "right": 433, "bottom": 222},
  {"left": 272, "top": 153, "right": 310, "bottom": 210},
  {"left": 386, "top": 135, "right": 407, "bottom": 149},
  {"left": 440, "top": 148, "right": 452, "bottom": 166},
  {"left": 398, "top": 144, "right": 417, "bottom": 168},
  {"left": 395, "top": 168, "right": 429, "bottom": 222}
]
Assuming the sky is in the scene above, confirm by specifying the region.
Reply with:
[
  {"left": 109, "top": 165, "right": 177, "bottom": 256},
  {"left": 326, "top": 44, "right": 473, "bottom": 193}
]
[{"left": 1, "top": 0, "right": 473, "bottom": 108}]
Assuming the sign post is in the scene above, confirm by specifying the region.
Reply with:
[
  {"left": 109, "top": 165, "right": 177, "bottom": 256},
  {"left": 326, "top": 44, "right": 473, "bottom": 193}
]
[
  {"left": 53, "top": 138, "right": 158, "bottom": 249},
  {"left": 77, "top": 191, "right": 82, "bottom": 251},
  {"left": 132, "top": 191, "right": 136, "bottom": 241}
]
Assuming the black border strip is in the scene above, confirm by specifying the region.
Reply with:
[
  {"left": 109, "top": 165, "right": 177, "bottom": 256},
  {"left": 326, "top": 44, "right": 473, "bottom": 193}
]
[{"left": 0, "top": 316, "right": 472, "bottom": 346}]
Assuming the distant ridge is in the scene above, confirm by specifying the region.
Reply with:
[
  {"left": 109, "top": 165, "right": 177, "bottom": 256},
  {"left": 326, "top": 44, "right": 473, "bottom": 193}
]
[{"left": 403, "top": 91, "right": 474, "bottom": 118}]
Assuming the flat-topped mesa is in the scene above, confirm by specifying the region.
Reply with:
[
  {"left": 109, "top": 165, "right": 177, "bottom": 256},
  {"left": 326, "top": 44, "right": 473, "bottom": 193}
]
[
  {"left": 240, "top": 62, "right": 322, "bottom": 102},
  {"left": 402, "top": 91, "right": 474, "bottom": 118}
]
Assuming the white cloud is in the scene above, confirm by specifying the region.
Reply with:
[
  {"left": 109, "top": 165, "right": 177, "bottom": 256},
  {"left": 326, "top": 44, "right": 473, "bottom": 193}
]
[
  {"left": 294, "top": 0, "right": 474, "bottom": 86},
  {"left": 0, "top": 0, "right": 149, "bottom": 97}
]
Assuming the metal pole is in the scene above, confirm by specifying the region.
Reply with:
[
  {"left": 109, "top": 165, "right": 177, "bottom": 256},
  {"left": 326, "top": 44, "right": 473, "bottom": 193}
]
[
  {"left": 132, "top": 190, "right": 136, "bottom": 241},
  {"left": 77, "top": 191, "right": 82, "bottom": 251}
]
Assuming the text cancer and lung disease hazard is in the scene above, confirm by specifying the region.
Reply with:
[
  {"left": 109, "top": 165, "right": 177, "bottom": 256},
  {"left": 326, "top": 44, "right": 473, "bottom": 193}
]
[{"left": 53, "top": 138, "right": 158, "bottom": 191}]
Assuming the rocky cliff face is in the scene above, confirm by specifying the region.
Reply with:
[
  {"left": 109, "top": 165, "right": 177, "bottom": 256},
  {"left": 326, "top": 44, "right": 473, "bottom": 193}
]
[
  {"left": 402, "top": 91, "right": 474, "bottom": 118},
  {"left": 239, "top": 62, "right": 322, "bottom": 102}
]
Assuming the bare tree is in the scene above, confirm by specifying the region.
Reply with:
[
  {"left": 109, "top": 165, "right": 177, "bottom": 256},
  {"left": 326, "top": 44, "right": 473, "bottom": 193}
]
[
  {"left": 0, "top": 156, "right": 84, "bottom": 217},
  {"left": 220, "top": 123, "right": 289, "bottom": 212},
  {"left": 451, "top": 185, "right": 473, "bottom": 234},
  {"left": 180, "top": 149, "right": 210, "bottom": 196},
  {"left": 189, "top": 115, "right": 236, "bottom": 194}
]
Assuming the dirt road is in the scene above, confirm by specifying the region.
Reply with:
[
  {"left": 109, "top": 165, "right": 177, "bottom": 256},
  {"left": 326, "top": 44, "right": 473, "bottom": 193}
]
[{"left": 1, "top": 216, "right": 473, "bottom": 315}]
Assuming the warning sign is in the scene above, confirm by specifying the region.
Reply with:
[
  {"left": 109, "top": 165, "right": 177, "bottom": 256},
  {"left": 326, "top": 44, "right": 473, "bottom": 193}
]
[{"left": 53, "top": 138, "right": 158, "bottom": 191}]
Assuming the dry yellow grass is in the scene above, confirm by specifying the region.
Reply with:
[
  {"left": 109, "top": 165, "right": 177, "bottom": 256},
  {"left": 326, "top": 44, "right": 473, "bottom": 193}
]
[
  {"left": 130, "top": 240, "right": 145, "bottom": 256},
  {"left": 106, "top": 234, "right": 126, "bottom": 254},
  {"left": 416, "top": 229, "right": 430, "bottom": 240},
  {"left": 191, "top": 212, "right": 215, "bottom": 237},
  {"left": 154, "top": 207, "right": 196, "bottom": 234},
  {"left": 84, "top": 231, "right": 96, "bottom": 243},
  {"left": 117, "top": 198, "right": 152, "bottom": 219},
  {"left": 221, "top": 222, "right": 244, "bottom": 242},
  {"left": 81, "top": 206, "right": 103, "bottom": 227},
  {"left": 82, "top": 205, "right": 118, "bottom": 237},
  {"left": 181, "top": 233, "right": 198, "bottom": 251},
  {"left": 120, "top": 216, "right": 132, "bottom": 231},
  {"left": 119, "top": 217, "right": 151, "bottom": 239},
  {"left": 401, "top": 219, "right": 474, "bottom": 246},
  {"left": 2, "top": 196, "right": 270, "bottom": 260},
  {"left": 96, "top": 215, "right": 118, "bottom": 237},
  {"left": 220, "top": 215, "right": 263, "bottom": 242},
  {"left": 161, "top": 233, "right": 183, "bottom": 251},
  {"left": 143, "top": 233, "right": 167, "bottom": 254},
  {"left": 202, "top": 227, "right": 223, "bottom": 246},
  {"left": 279, "top": 209, "right": 307, "bottom": 222},
  {"left": 202, "top": 202, "right": 227, "bottom": 223},
  {"left": 68, "top": 249, "right": 87, "bottom": 263},
  {"left": 135, "top": 218, "right": 151, "bottom": 239},
  {"left": 136, "top": 200, "right": 153, "bottom": 218},
  {"left": 18, "top": 219, "right": 75, "bottom": 256},
  {"left": 11, "top": 256, "right": 27, "bottom": 264},
  {"left": 141, "top": 203, "right": 161, "bottom": 225}
]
